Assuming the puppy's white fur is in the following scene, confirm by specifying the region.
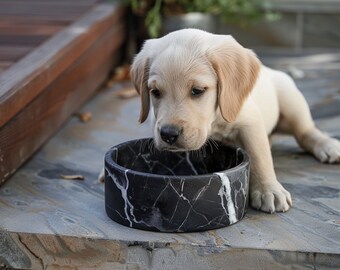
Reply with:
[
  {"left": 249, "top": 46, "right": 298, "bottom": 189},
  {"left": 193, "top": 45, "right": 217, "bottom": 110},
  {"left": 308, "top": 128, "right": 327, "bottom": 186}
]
[{"left": 127, "top": 29, "right": 340, "bottom": 213}]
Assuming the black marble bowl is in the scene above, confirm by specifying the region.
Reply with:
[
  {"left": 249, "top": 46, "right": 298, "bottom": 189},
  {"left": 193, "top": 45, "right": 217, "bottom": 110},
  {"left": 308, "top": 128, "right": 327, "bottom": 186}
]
[{"left": 105, "top": 138, "right": 250, "bottom": 232}]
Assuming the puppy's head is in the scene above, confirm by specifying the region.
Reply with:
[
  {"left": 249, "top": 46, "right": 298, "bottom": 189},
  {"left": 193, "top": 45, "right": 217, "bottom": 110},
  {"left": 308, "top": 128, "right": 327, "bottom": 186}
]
[{"left": 131, "top": 29, "right": 260, "bottom": 151}]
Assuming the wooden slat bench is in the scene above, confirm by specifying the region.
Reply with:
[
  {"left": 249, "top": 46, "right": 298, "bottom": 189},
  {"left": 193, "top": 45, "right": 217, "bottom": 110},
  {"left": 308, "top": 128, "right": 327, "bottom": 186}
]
[
  {"left": 0, "top": 0, "right": 126, "bottom": 185},
  {"left": 0, "top": 0, "right": 99, "bottom": 72}
]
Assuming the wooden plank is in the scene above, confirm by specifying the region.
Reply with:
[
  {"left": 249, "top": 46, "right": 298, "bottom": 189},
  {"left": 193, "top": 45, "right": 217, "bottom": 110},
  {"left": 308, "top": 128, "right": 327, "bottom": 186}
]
[
  {"left": 0, "top": 46, "right": 35, "bottom": 61},
  {"left": 0, "top": 23, "right": 64, "bottom": 35},
  {"left": 0, "top": 0, "right": 98, "bottom": 7},
  {"left": 0, "top": 3, "right": 125, "bottom": 128},
  {"left": 0, "top": 61, "right": 13, "bottom": 73},
  {"left": 0, "top": 34, "right": 50, "bottom": 46},
  {"left": 0, "top": 1, "right": 97, "bottom": 18},
  {"left": 0, "top": 22, "right": 125, "bottom": 184},
  {"left": 0, "top": 19, "right": 69, "bottom": 30}
]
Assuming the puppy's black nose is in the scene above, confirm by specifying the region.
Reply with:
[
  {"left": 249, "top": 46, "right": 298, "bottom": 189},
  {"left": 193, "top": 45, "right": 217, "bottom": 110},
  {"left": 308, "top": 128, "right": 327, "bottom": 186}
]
[{"left": 160, "top": 125, "right": 180, "bottom": 145}]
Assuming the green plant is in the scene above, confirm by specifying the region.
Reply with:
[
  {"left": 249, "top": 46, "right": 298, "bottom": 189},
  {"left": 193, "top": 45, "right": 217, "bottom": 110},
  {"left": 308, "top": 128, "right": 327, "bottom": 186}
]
[{"left": 125, "top": 0, "right": 278, "bottom": 38}]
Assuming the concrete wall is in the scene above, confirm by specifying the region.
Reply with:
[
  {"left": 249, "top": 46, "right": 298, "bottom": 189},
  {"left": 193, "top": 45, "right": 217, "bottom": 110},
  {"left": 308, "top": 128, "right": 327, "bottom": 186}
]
[{"left": 217, "top": 0, "right": 340, "bottom": 49}]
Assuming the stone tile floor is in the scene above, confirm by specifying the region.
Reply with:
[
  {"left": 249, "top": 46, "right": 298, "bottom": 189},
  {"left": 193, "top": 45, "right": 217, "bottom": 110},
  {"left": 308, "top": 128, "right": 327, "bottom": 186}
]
[{"left": 0, "top": 51, "right": 339, "bottom": 269}]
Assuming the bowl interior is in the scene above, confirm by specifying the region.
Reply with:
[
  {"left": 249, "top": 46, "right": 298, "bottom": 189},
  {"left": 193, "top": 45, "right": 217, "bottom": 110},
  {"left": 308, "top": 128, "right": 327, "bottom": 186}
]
[{"left": 112, "top": 139, "right": 245, "bottom": 176}]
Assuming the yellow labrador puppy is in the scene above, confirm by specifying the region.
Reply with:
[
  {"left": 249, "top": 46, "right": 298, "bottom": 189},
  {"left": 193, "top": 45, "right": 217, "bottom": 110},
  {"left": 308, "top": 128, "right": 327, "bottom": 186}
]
[{"left": 125, "top": 29, "right": 340, "bottom": 213}]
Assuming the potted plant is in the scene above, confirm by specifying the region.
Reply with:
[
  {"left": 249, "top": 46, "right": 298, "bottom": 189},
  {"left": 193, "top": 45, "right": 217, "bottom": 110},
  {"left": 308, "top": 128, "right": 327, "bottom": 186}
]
[{"left": 125, "top": 0, "right": 277, "bottom": 38}]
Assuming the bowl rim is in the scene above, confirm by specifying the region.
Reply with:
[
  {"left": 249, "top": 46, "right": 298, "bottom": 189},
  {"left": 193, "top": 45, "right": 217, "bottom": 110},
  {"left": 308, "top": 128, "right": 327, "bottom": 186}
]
[{"left": 105, "top": 138, "right": 250, "bottom": 181}]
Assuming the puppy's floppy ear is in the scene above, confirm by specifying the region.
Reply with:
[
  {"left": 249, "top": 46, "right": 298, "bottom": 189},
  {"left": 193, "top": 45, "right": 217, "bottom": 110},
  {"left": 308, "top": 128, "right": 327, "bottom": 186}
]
[
  {"left": 209, "top": 36, "right": 260, "bottom": 122},
  {"left": 130, "top": 43, "right": 151, "bottom": 123}
]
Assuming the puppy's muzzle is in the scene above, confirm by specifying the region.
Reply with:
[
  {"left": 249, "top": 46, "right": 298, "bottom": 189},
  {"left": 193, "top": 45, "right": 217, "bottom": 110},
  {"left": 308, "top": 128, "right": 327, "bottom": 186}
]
[{"left": 160, "top": 125, "right": 181, "bottom": 145}]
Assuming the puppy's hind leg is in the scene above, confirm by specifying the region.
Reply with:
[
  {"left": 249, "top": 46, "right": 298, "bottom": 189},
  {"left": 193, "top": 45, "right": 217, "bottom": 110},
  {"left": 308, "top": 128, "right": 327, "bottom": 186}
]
[{"left": 275, "top": 72, "right": 340, "bottom": 163}]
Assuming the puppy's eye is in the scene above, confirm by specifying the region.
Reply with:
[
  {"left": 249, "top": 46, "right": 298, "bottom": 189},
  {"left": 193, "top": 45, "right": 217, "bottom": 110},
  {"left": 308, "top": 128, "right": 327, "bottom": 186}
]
[
  {"left": 191, "top": 87, "right": 205, "bottom": 97},
  {"left": 151, "top": 89, "right": 161, "bottom": 98}
]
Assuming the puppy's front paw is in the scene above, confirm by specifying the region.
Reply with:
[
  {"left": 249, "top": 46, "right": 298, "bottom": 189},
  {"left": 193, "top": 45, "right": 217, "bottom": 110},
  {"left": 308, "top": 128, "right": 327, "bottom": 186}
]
[
  {"left": 314, "top": 137, "right": 340, "bottom": 164},
  {"left": 250, "top": 183, "right": 292, "bottom": 213}
]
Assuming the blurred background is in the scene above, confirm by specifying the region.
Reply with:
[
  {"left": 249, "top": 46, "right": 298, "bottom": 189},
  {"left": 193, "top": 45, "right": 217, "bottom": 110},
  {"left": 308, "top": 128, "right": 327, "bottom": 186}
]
[{"left": 124, "top": 0, "right": 340, "bottom": 56}]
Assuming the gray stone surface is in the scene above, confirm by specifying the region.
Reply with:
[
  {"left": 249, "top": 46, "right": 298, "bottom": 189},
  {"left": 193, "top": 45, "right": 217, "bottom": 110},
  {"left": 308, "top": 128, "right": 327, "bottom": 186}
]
[
  {"left": 218, "top": 13, "right": 301, "bottom": 48},
  {"left": 217, "top": 1, "right": 340, "bottom": 49},
  {"left": 0, "top": 52, "right": 340, "bottom": 269},
  {"left": 269, "top": 0, "right": 340, "bottom": 14},
  {"left": 302, "top": 14, "right": 340, "bottom": 48}
]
